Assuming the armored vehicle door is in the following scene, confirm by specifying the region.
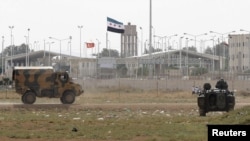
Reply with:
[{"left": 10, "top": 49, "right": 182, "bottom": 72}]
[
  {"left": 38, "top": 70, "right": 56, "bottom": 97},
  {"left": 53, "top": 72, "right": 69, "bottom": 97},
  {"left": 216, "top": 92, "right": 226, "bottom": 109}
]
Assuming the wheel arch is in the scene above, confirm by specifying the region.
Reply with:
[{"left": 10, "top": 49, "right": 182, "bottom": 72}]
[
  {"left": 63, "top": 89, "right": 76, "bottom": 96},
  {"left": 60, "top": 90, "right": 76, "bottom": 104}
]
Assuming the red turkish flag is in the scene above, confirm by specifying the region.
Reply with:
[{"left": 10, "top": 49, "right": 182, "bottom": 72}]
[{"left": 85, "top": 42, "right": 95, "bottom": 48}]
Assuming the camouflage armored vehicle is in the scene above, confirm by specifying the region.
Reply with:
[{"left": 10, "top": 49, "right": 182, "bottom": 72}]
[
  {"left": 197, "top": 79, "right": 235, "bottom": 116},
  {"left": 12, "top": 66, "right": 84, "bottom": 104}
]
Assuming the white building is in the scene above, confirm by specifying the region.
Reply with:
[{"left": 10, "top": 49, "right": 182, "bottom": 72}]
[
  {"left": 228, "top": 34, "right": 250, "bottom": 73},
  {"left": 121, "top": 22, "right": 138, "bottom": 58}
]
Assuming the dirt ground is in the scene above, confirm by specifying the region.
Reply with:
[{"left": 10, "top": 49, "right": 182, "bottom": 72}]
[
  {"left": 0, "top": 92, "right": 249, "bottom": 141},
  {"left": 0, "top": 103, "right": 198, "bottom": 141}
]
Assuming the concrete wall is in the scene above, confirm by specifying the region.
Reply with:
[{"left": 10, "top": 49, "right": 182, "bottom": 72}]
[{"left": 77, "top": 78, "right": 250, "bottom": 92}]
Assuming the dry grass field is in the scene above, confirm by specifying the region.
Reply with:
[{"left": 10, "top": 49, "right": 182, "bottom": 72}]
[{"left": 0, "top": 87, "right": 250, "bottom": 141}]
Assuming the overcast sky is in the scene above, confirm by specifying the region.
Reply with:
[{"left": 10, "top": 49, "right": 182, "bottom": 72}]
[{"left": 1, "top": 0, "right": 250, "bottom": 57}]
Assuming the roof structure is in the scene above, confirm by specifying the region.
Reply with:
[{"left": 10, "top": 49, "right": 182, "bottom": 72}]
[
  {"left": 136, "top": 49, "right": 221, "bottom": 61},
  {"left": 4, "top": 50, "right": 80, "bottom": 62}
]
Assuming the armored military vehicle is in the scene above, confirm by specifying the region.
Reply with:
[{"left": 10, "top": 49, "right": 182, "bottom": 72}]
[
  {"left": 12, "top": 66, "right": 84, "bottom": 104},
  {"left": 197, "top": 79, "right": 235, "bottom": 116}
]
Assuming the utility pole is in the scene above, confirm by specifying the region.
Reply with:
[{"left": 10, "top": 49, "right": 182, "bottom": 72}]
[
  {"left": 78, "top": 25, "right": 83, "bottom": 58},
  {"left": 1, "top": 36, "right": 4, "bottom": 76},
  {"left": 149, "top": 0, "right": 153, "bottom": 78},
  {"left": 27, "top": 28, "right": 30, "bottom": 66},
  {"left": 9, "top": 26, "right": 14, "bottom": 68}
]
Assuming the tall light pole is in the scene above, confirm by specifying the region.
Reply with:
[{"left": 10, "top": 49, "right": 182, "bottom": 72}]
[
  {"left": 166, "top": 34, "right": 178, "bottom": 67},
  {"left": 96, "top": 38, "right": 101, "bottom": 78},
  {"left": 179, "top": 36, "right": 184, "bottom": 70},
  {"left": 210, "top": 30, "right": 235, "bottom": 71},
  {"left": 139, "top": 27, "right": 143, "bottom": 78},
  {"left": 184, "top": 38, "right": 194, "bottom": 78},
  {"left": 166, "top": 34, "right": 178, "bottom": 50},
  {"left": 144, "top": 40, "right": 148, "bottom": 54},
  {"left": 196, "top": 38, "right": 213, "bottom": 75},
  {"left": 139, "top": 27, "right": 143, "bottom": 56},
  {"left": 1, "top": 36, "right": 4, "bottom": 76},
  {"left": 153, "top": 35, "right": 162, "bottom": 51},
  {"left": 69, "top": 36, "right": 72, "bottom": 74},
  {"left": 24, "top": 28, "right": 30, "bottom": 66},
  {"left": 211, "top": 37, "right": 216, "bottom": 79},
  {"left": 153, "top": 35, "right": 165, "bottom": 75},
  {"left": 149, "top": 0, "right": 153, "bottom": 78},
  {"left": 46, "top": 41, "right": 54, "bottom": 66},
  {"left": 183, "top": 33, "right": 206, "bottom": 78},
  {"left": 49, "top": 36, "right": 70, "bottom": 70},
  {"left": 151, "top": 26, "right": 155, "bottom": 50},
  {"left": 78, "top": 25, "right": 83, "bottom": 58},
  {"left": 107, "top": 40, "right": 111, "bottom": 57},
  {"left": 27, "top": 28, "right": 30, "bottom": 66},
  {"left": 24, "top": 36, "right": 28, "bottom": 66},
  {"left": 33, "top": 41, "right": 39, "bottom": 51},
  {"left": 195, "top": 38, "right": 213, "bottom": 54},
  {"left": 96, "top": 39, "right": 100, "bottom": 58},
  {"left": 183, "top": 32, "right": 207, "bottom": 53},
  {"left": 9, "top": 26, "right": 14, "bottom": 68},
  {"left": 185, "top": 38, "right": 189, "bottom": 77}
]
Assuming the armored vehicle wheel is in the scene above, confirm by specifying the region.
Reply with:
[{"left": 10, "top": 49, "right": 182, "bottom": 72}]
[
  {"left": 227, "top": 107, "right": 234, "bottom": 112},
  {"left": 199, "top": 108, "right": 206, "bottom": 116},
  {"left": 22, "top": 91, "right": 36, "bottom": 104},
  {"left": 61, "top": 91, "right": 75, "bottom": 104}
]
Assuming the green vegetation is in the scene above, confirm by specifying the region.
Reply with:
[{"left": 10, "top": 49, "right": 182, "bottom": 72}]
[
  {"left": 0, "top": 105, "right": 249, "bottom": 141},
  {"left": 0, "top": 90, "right": 249, "bottom": 141}
]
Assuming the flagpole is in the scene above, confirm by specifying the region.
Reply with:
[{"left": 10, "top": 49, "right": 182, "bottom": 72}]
[
  {"left": 106, "top": 32, "right": 110, "bottom": 57},
  {"left": 92, "top": 47, "right": 93, "bottom": 57},
  {"left": 77, "top": 25, "right": 83, "bottom": 58},
  {"left": 106, "top": 32, "right": 108, "bottom": 49},
  {"left": 149, "top": 0, "right": 153, "bottom": 78}
]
